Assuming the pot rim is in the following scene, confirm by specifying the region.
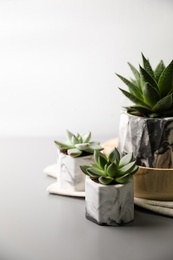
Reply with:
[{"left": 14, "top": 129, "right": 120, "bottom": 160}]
[{"left": 138, "top": 165, "right": 173, "bottom": 171}]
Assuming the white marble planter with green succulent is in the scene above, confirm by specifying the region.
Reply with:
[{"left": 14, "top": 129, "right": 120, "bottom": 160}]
[
  {"left": 116, "top": 53, "right": 173, "bottom": 168},
  {"left": 54, "top": 130, "right": 103, "bottom": 192},
  {"left": 80, "top": 148, "right": 138, "bottom": 225}
]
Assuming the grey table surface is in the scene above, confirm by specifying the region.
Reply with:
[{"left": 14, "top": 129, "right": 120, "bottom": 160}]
[{"left": 0, "top": 137, "right": 173, "bottom": 260}]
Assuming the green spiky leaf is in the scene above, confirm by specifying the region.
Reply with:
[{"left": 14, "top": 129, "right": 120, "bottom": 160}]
[
  {"left": 128, "top": 62, "right": 141, "bottom": 88},
  {"left": 119, "top": 88, "right": 146, "bottom": 107},
  {"left": 141, "top": 53, "right": 155, "bottom": 78},
  {"left": 66, "top": 130, "right": 74, "bottom": 142},
  {"left": 116, "top": 74, "right": 143, "bottom": 100},
  {"left": 154, "top": 60, "right": 165, "bottom": 82},
  {"left": 158, "top": 60, "right": 173, "bottom": 97},
  {"left": 82, "top": 132, "right": 91, "bottom": 143},
  {"left": 139, "top": 65, "right": 158, "bottom": 90},
  {"left": 142, "top": 82, "right": 161, "bottom": 107},
  {"left": 153, "top": 94, "right": 173, "bottom": 113}
]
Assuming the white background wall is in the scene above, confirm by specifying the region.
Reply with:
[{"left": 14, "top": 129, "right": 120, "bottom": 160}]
[{"left": 0, "top": 0, "right": 173, "bottom": 139}]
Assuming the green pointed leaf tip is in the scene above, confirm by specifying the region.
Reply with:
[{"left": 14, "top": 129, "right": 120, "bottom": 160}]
[
  {"left": 108, "top": 148, "right": 120, "bottom": 163},
  {"left": 119, "top": 153, "right": 133, "bottom": 167},
  {"left": 141, "top": 53, "right": 154, "bottom": 78},
  {"left": 98, "top": 153, "right": 108, "bottom": 169},
  {"left": 82, "top": 132, "right": 91, "bottom": 143},
  {"left": 158, "top": 60, "right": 173, "bottom": 97},
  {"left": 66, "top": 130, "right": 74, "bottom": 141},
  {"left": 128, "top": 62, "right": 141, "bottom": 88},
  {"left": 80, "top": 165, "right": 89, "bottom": 175}
]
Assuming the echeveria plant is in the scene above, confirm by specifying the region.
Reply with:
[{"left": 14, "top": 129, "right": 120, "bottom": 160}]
[
  {"left": 54, "top": 130, "right": 103, "bottom": 158},
  {"left": 80, "top": 148, "right": 138, "bottom": 185}
]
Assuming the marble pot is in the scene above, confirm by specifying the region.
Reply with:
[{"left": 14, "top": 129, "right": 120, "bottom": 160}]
[
  {"left": 118, "top": 110, "right": 173, "bottom": 168},
  {"left": 85, "top": 177, "right": 134, "bottom": 226},
  {"left": 134, "top": 166, "right": 173, "bottom": 201},
  {"left": 57, "top": 150, "right": 94, "bottom": 192}
]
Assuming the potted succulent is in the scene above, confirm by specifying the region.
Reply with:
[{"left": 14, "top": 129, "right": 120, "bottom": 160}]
[
  {"left": 115, "top": 53, "right": 173, "bottom": 200},
  {"left": 80, "top": 148, "right": 138, "bottom": 226},
  {"left": 54, "top": 130, "right": 103, "bottom": 192},
  {"left": 116, "top": 53, "right": 173, "bottom": 168}
]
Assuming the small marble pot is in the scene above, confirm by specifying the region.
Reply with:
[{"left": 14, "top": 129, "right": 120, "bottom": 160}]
[
  {"left": 85, "top": 177, "right": 134, "bottom": 225},
  {"left": 57, "top": 150, "right": 94, "bottom": 192}
]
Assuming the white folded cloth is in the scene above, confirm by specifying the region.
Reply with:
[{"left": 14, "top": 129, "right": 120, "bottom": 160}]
[{"left": 134, "top": 197, "right": 173, "bottom": 217}]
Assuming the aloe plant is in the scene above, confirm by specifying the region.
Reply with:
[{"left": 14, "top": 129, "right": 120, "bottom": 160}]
[
  {"left": 80, "top": 148, "right": 138, "bottom": 185},
  {"left": 116, "top": 53, "right": 173, "bottom": 117},
  {"left": 54, "top": 130, "right": 103, "bottom": 158}
]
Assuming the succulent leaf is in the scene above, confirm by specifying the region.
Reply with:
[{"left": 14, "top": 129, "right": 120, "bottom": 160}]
[
  {"left": 107, "top": 163, "right": 118, "bottom": 177},
  {"left": 119, "top": 88, "right": 146, "bottom": 107},
  {"left": 82, "top": 132, "right": 91, "bottom": 143},
  {"left": 98, "top": 153, "right": 108, "bottom": 169},
  {"left": 119, "top": 161, "right": 136, "bottom": 175},
  {"left": 154, "top": 60, "right": 165, "bottom": 82},
  {"left": 75, "top": 143, "right": 89, "bottom": 150},
  {"left": 108, "top": 148, "right": 120, "bottom": 163},
  {"left": 142, "top": 82, "right": 160, "bottom": 107},
  {"left": 153, "top": 94, "right": 173, "bottom": 113},
  {"left": 98, "top": 176, "right": 114, "bottom": 185},
  {"left": 67, "top": 148, "right": 82, "bottom": 157},
  {"left": 141, "top": 53, "right": 155, "bottom": 78},
  {"left": 54, "top": 140, "right": 73, "bottom": 150},
  {"left": 87, "top": 167, "right": 105, "bottom": 177},
  {"left": 119, "top": 153, "right": 133, "bottom": 167},
  {"left": 128, "top": 62, "right": 141, "bottom": 88},
  {"left": 80, "top": 165, "right": 89, "bottom": 175},
  {"left": 66, "top": 130, "right": 74, "bottom": 142},
  {"left": 116, "top": 74, "right": 143, "bottom": 100},
  {"left": 126, "top": 106, "right": 152, "bottom": 116},
  {"left": 115, "top": 175, "right": 130, "bottom": 184},
  {"left": 71, "top": 135, "right": 79, "bottom": 145},
  {"left": 139, "top": 65, "right": 158, "bottom": 90},
  {"left": 158, "top": 60, "right": 173, "bottom": 97}
]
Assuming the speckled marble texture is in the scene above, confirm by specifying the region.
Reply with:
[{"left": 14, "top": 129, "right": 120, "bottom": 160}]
[
  {"left": 57, "top": 150, "right": 94, "bottom": 191},
  {"left": 118, "top": 110, "right": 173, "bottom": 168},
  {"left": 85, "top": 177, "right": 134, "bottom": 225}
]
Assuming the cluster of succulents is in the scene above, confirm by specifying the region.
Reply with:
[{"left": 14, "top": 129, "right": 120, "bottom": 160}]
[
  {"left": 80, "top": 148, "right": 138, "bottom": 185},
  {"left": 116, "top": 53, "right": 173, "bottom": 117},
  {"left": 54, "top": 130, "right": 103, "bottom": 158}
]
